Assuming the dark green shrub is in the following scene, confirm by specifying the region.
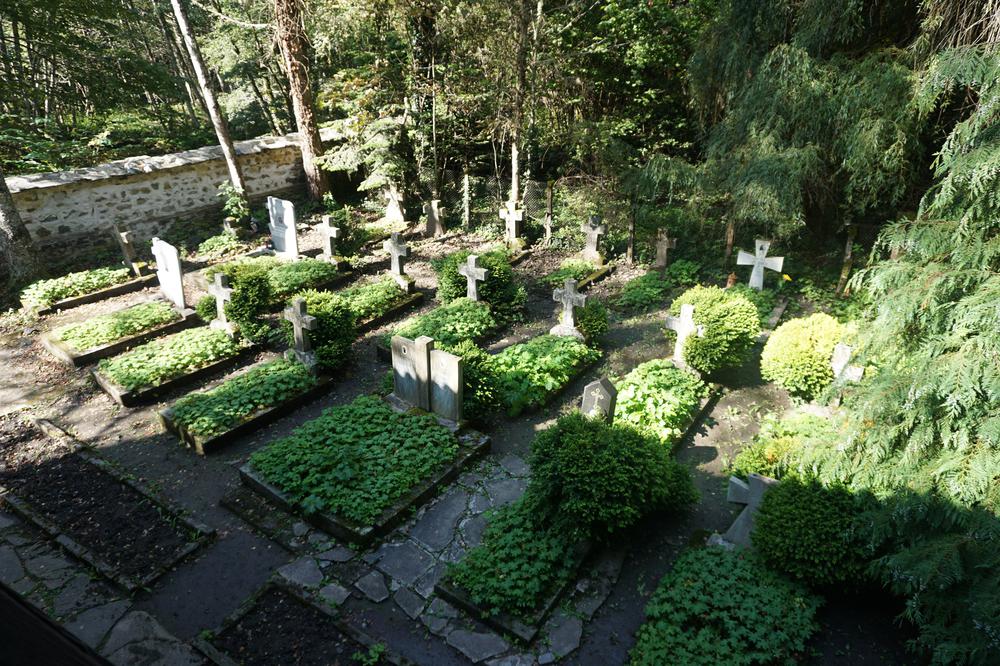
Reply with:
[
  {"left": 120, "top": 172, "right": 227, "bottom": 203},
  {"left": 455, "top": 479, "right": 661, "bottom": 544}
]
[
  {"left": 284, "top": 290, "right": 356, "bottom": 370},
  {"left": 730, "top": 413, "right": 840, "bottom": 479},
  {"left": 447, "top": 340, "right": 501, "bottom": 423},
  {"left": 576, "top": 299, "right": 609, "bottom": 346},
  {"left": 630, "top": 548, "right": 820, "bottom": 665},
  {"left": 615, "top": 272, "right": 673, "bottom": 311},
  {"left": 761, "top": 313, "right": 845, "bottom": 399},
  {"left": 668, "top": 285, "right": 760, "bottom": 374},
  {"left": 226, "top": 272, "right": 272, "bottom": 343},
  {"left": 195, "top": 295, "right": 216, "bottom": 322},
  {"left": 614, "top": 359, "right": 708, "bottom": 444},
  {"left": 663, "top": 259, "right": 700, "bottom": 286},
  {"left": 753, "top": 477, "right": 866, "bottom": 588},
  {"left": 433, "top": 250, "right": 525, "bottom": 325}
]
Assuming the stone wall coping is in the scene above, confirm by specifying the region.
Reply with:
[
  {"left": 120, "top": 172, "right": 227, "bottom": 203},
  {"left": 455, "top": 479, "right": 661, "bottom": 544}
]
[{"left": 6, "top": 126, "right": 342, "bottom": 194}]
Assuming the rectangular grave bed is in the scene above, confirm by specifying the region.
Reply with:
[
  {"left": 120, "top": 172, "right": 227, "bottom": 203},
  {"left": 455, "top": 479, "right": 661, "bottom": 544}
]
[
  {"left": 240, "top": 396, "right": 491, "bottom": 546},
  {"left": 492, "top": 334, "right": 603, "bottom": 416},
  {"left": 195, "top": 582, "right": 409, "bottom": 666},
  {"left": 0, "top": 416, "right": 214, "bottom": 593},
  {"left": 355, "top": 290, "right": 425, "bottom": 335},
  {"left": 375, "top": 298, "right": 500, "bottom": 361},
  {"left": 41, "top": 306, "right": 200, "bottom": 368},
  {"left": 34, "top": 273, "right": 159, "bottom": 316}
]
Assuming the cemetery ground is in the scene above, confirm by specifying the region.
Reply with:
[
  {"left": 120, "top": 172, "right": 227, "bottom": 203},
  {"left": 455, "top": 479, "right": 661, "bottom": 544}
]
[{"left": 0, "top": 221, "right": 916, "bottom": 665}]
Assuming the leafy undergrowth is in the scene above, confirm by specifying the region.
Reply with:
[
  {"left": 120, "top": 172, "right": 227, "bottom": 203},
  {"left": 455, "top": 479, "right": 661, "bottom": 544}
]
[
  {"left": 96, "top": 327, "right": 243, "bottom": 391},
  {"left": 542, "top": 258, "right": 596, "bottom": 288},
  {"left": 614, "top": 260, "right": 701, "bottom": 312},
  {"left": 205, "top": 256, "right": 340, "bottom": 301},
  {"left": 51, "top": 300, "right": 178, "bottom": 351},
  {"left": 169, "top": 358, "right": 318, "bottom": 438},
  {"left": 614, "top": 359, "right": 708, "bottom": 444},
  {"left": 336, "top": 277, "right": 407, "bottom": 323},
  {"left": 386, "top": 298, "right": 497, "bottom": 351},
  {"left": 194, "top": 232, "right": 252, "bottom": 261},
  {"left": 492, "top": 335, "right": 601, "bottom": 416},
  {"left": 21, "top": 266, "right": 132, "bottom": 309},
  {"left": 249, "top": 395, "right": 457, "bottom": 525}
]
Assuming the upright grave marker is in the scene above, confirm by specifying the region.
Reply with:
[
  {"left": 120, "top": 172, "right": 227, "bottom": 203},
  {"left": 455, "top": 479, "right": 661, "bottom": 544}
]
[
  {"left": 654, "top": 229, "right": 677, "bottom": 272},
  {"left": 500, "top": 199, "right": 525, "bottom": 249},
  {"left": 581, "top": 378, "right": 617, "bottom": 424},
  {"left": 390, "top": 335, "right": 433, "bottom": 411},
  {"left": 385, "top": 187, "right": 405, "bottom": 225},
  {"left": 208, "top": 274, "right": 235, "bottom": 336},
  {"left": 112, "top": 225, "right": 144, "bottom": 277},
  {"left": 580, "top": 215, "right": 607, "bottom": 265},
  {"left": 383, "top": 232, "right": 414, "bottom": 293},
  {"left": 831, "top": 342, "right": 864, "bottom": 382},
  {"left": 736, "top": 239, "right": 783, "bottom": 290},
  {"left": 319, "top": 215, "right": 341, "bottom": 269},
  {"left": 719, "top": 473, "right": 778, "bottom": 547},
  {"left": 550, "top": 278, "right": 586, "bottom": 339},
  {"left": 423, "top": 200, "right": 446, "bottom": 238},
  {"left": 665, "top": 303, "right": 704, "bottom": 371},
  {"left": 267, "top": 196, "right": 299, "bottom": 260},
  {"left": 430, "top": 348, "right": 464, "bottom": 422},
  {"left": 284, "top": 298, "right": 318, "bottom": 372},
  {"left": 151, "top": 238, "right": 185, "bottom": 310},
  {"left": 457, "top": 254, "right": 488, "bottom": 301}
]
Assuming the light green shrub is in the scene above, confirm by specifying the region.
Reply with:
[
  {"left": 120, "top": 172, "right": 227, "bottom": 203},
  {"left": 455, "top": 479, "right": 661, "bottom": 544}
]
[
  {"left": 668, "top": 285, "right": 760, "bottom": 374},
  {"left": 760, "top": 313, "right": 844, "bottom": 399}
]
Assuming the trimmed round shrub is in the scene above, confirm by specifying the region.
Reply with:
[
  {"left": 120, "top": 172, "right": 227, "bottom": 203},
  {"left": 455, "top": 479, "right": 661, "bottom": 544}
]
[
  {"left": 225, "top": 272, "right": 272, "bottom": 342},
  {"left": 527, "top": 412, "right": 697, "bottom": 541},
  {"left": 752, "top": 476, "right": 866, "bottom": 588},
  {"left": 576, "top": 299, "right": 609, "bottom": 346},
  {"left": 195, "top": 294, "right": 217, "bottom": 322},
  {"left": 434, "top": 249, "right": 526, "bottom": 325},
  {"left": 668, "top": 285, "right": 760, "bottom": 374},
  {"left": 728, "top": 283, "right": 778, "bottom": 325},
  {"left": 283, "top": 289, "right": 356, "bottom": 370},
  {"left": 448, "top": 340, "right": 500, "bottom": 423},
  {"left": 760, "top": 313, "right": 844, "bottom": 399}
]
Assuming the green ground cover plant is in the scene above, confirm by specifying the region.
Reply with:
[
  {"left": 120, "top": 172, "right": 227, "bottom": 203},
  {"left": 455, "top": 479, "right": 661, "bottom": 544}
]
[
  {"left": 614, "top": 261, "right": 701, "bottom": 311},
  {"left": 96, "top": 327, "right": 243, "bottom": 391},
  {"left": 51, "top": 301, "right": 178, "bottom": 351},
  {"left": 730, "top": 412, "right": 840, "bottom": 480},
  {"left": 614, "top": 359, "right": 708, "bottom": 444},
  {"left": 387, "top": 298, "right": 497, "bottom": 351},
  {"left": 21, "top": 266, "right": 133, "bottom": 309},
  {"left": 249, "top": 395, "right": 457, "bottom": 525},
  {"left": 492, "top": 335, "right": 601, "bottom": 416},
  {"left": 282, "top": 290, "right": 356, "bottom": 370},
  {"left": 194, "top": 232, "right": 249, "bottom": 260},
  {"left": 542, "top": 258, "right": 596, "bottom": 288},
  {"left": 434, "top": 249, "right": 526, "bottom": 325},
  {"left": 266, "top": 259, "right": 341, "bottom": 299},
  {"left": 761, "top": 313, "right": 845, "bottom": 399},
  {"left": 337, "top": 277, "right": 406, "bottom": 323},
  {"left": 629, "top": 547, "right": 820, "bottom": 665},
  {"left": 668, "top": 285, "right": 760, "bottom": 374},
  {"left": 169, "top": 358, "right": 318, "bottom": 439}
]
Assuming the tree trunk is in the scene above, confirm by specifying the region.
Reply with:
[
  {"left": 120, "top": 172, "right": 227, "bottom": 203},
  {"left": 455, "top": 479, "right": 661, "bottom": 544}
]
[
  {"left": 273, "top": 0, "right": 328, "bottom": 201},
  {"left": 836, "top": 223, "right": 858, "bottom": 296},
  {"left": 169, "top": 0, "right": 248, "bottom": 199},
  {"left": 0, "top": 167, "right": 40, "bottom": 301},
  {"left": 509, "top": 0, "right": 532, "bottom": 206},
  {"left": 724, "top": 218, "right": 736, "bottom": 262}
]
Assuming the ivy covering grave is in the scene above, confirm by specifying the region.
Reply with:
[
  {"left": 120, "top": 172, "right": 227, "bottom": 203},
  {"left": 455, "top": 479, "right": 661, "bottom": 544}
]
[{"left": 51, "top": 300, "right": 179, "bottom": 351}]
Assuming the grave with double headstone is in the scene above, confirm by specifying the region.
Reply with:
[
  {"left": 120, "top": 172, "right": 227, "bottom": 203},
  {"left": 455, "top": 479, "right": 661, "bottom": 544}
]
[
  {"left": 112, "top": 225, "right": 144, "bottom": 277},
  {"left": 550, "top": 278, "right": 586, "bottom": 339},
  {"left": 319, "top": 215, "right": 341, "bottom": 269},
  {"left": 580, "top": 215, "right": 607, "bottom": 266},
  {"left": 736, "top": 239, "right": 783, "bottom": 290},
  {"left": 500, "top": 199, "right": 525, "bottom": 249},
  {"left": 457, "top": 255, "right": 488, "bottom": 301},
  {"left": 581, "top": 378, "right": 617, "bottom": 424},
  {"left": 423, "top": 200, "right": 446, "bottom": 238},
  {"left": 383, "top": 232, "right": 414, "bottom": 293},
  {"left": 430, "top": 348, "right": 464, "bottom": 422},
  {"left": 654, "top": 229, "right": 677, "bottom": 272},
  {"left": 831, "top": 342, "right": 864, "bottom": 382},
  {"left": 389, "top": 335, "right": 465, "bottom": 423},
  {"left": 284, "top": 298, "right": 318, "bottom": 372},
  {"left": 267, "top": 196, "right": 299, "bottom": 260},
  {"left": 208, "top": 274, "right": 236, "bottom": 336},
  {"left": 665, "top": 303, "right": 704, "bottom": 371},
  {"left": 151, "top": 238, "right": 185, "bottom": 310}
]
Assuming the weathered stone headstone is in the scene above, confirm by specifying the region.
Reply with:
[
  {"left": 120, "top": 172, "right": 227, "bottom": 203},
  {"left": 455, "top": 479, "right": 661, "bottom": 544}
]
[
  {"left": 831, "top": 342, "right": 864, "bottom": 382},
  {"left": 112, "top": 225, "right": 144, "bottom": 277},
  {"left": 457, "top": 254, "right": 488, "bottom": 301},
  {"left": 423, "top": 200, "right": 446, "bottom": 238},
  {"left": 385, "top": 186, "right": 405, "bottom": 225},
  {"left": 654, "top": 229, "right": 677, "bottom": 271},
  {"left": 580, "top": 215, "right": 606, "bottom": 265},
  {"left": 284, "top": 298, "right": 318, "bottom": 372},
  {"left": 383, "top": 232, "right": 413, "bottom": 293},
  {"left": 581, "top": 378, "right": 617, "bottom": 424},
  {"left": 208, "top": 273, "right": 235, "bottom": 336},
  {"left": 665, "top": 303, "right": 704, "bottom": 370},
  {"left": 550, "top": 278, "right": 586, "bottom": 339},
  {"left": 720, "top": 473, "right": 778, "bottom": 547},
  {"left": 266, "top": 196, "right": 299, "bottom": 260},
  {"left": 430, "top": 348, "right": 464, "bottom": 422},
  {"left": 150, "top": 238, "right": 185, "bottom": 309},
  {"left": 736, "top": 239, "right": 783, "bottom": 290},
  {"left": 319, "top": 215, "right": 341, "bottom": 269},
  {"left": 390, "top": 335, "right": 433, "bottom": 411},
  {"left": 499, "top": 200, "right": 524, "bottom": 248}
]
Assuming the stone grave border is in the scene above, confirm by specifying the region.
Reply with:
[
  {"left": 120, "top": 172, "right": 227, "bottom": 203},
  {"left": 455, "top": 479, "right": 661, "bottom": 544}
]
[
  {"left": 33, "top": 273, "right": 159, "bottom": 316},
  {"left": 574, "top": 261, "right": 615, "bottom": 291},
  {"left": 193, "top": 580, "right": 412, "bottom": 666},
  {"left": 0, "top": 419, "right": 214, "bottom": 594},
  {"left": 761, "top": 296, "right": 790, "bottom": 335},
  {"left": 40, "top": 305, "right": 200, "bottom": 368},
  {"left": 91, "top": 339, "right": 261, "bottom": 408},
  {"left": 238, "top": 399, "right": 491, "bottom": 547}
]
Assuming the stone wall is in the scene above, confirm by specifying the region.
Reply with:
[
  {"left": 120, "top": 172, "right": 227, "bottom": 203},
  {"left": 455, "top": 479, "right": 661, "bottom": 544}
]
[{"left": 5, "top": 127, "right": 341, "bottom": 259}]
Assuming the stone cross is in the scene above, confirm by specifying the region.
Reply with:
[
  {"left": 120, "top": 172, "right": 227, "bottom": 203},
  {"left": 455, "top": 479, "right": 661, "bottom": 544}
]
[
  {"left": 457, "top": 254, "right": 488, "bottom": 301},
  {"left": 720, "top": 473, "right": 779, "bottom": 547},
  {"left": 267, "top": 196, "right": 299, "bottom": 260},
  {"left": 665, "top": 303, "right": 704, "bottom": 370},
  {"left": 390, "top": 335, "right": 434, "bottom": 411},
  {"left": 385, "top": 186, "right": 405, "bottom": 225},
  {"left": 499, "top": 199, "right": 524, "bottom": 247},
  {"left": 581, "top": 378, "right": 617, "bottom": 424},
  {"left": 319, "top": 215, "right": 341, "bottom": 268},
  {"left": 430, "top": 348, "right": 464, "bottom": 422},
  {"left": 580, "top": 215, "right": 606, "bottom": 265},
  {"left": 151, "top": 237, "right": 185, "bottom": 310},
  {"left": 423, "top": 199, "right": 446, "bottom": 238},
  {"left": 831, "top": 342, "right": 864, "bottom": 382},
  {"left": 112, "top": 225, "right": 144, "bottom": 277},
  {"left": 654, "top": 229, "right": 677, "bottom": 271},
  {"left": 208, "top": 273, "right": 235, "bottom": 336},
  {"left": 736, "top": 239, "right": 783, "bottom": 290},
  {"left": 550, "top": 278, "right": 587, "bottom": 339},
  {"left": 383, "top": 232, "right": 413, "bottom": 293},
  {"left": 284, "top": 298, "right": 318, "bottom": 372}
]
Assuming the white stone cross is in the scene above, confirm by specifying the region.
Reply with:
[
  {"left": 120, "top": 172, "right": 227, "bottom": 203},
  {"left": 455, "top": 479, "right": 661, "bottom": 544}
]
[
  {"left": 665, "top": 303, "right": 704, "bottom": 370},
  {"left": 319, "top": 215, "right": 341, "bottom": 267},
  {"left": 423, "top": 199, "right": 446, "bottom": 237},
  {"left": 112, "top": 225, "right": 144, "bottom": 277},
  {"left": 267, "top": 196, "right": 299, "bottom": 260},
  {"left": 737, "top": 239, "right": 783, "bottom": 290},
  {"left": 580, "top": 215, "right": 606, "bottom": 265},
  {"left": 284, "top": 298, "right": 318, "bottom": 372},
  {"left": 151, "top": 237, "right": 185, "bottom": 310},
  {"left": 550, "top": 278, "right": 587, "bottom": 339},
  {"left": 654, "top": 229, "right": 677, "bottom": 270},
  {"left": 499, "top": 199, "right": 524, "bottom": 246},
  {"left": 383, "top": 232, "right": 413, "bottom": 293},
  {"left": 720, "top": 473, "right": 778, "bottom": 547},
  {"left": 831, "top": 342, "right": 864, "bottom": 382},
  {"left": 581, "top": 377, "right": 617, "bottom": 424},
  {"left": 208, "top": 273, "right": 235, "bottom": 336},
  {"left": 457, "top": 254, "right": 488, "bottom": 301}
]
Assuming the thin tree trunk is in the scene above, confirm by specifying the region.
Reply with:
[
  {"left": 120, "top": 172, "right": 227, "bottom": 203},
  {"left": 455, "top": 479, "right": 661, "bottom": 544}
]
[
  {"left": 169, "top": 0, "right": 248, "bottom": 199},
  {"left": 836, "top": 223, "right": 858, "bottom": 296},
  {"left": 510, "top": 0, "right": 532, "bottom": 205},
  {"left": 273, "top": 0, "right": 328, "bottom": 200},
  {"left": 0, "top": 166, "right": 41, "bottom": 301},
  {"left": 152, "top": 0, "right": 198, "bottom": 124},
  {"left": 724, "top": 218, "right": 736, "bottom": 262}
]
